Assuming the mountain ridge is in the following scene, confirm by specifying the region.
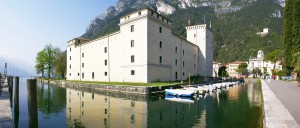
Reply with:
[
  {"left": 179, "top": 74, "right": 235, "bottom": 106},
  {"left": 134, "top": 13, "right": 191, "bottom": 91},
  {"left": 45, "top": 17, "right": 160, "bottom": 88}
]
[{"left": 81, "top": 0, "right": 284, "bottom": 63}]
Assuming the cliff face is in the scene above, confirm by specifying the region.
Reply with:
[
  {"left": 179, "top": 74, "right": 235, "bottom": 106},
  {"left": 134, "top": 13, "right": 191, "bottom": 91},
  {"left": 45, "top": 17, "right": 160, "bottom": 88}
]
[
  {"left": 80, "top": 0, "right": 285, "bottom": 63},
  {"left": 82, "top": 0, "right": 283, "bottom": 39}
]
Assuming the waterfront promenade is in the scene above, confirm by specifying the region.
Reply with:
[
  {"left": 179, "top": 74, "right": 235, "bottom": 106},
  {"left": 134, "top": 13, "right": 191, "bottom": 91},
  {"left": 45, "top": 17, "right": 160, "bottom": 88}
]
[
  {"left": 262, "top": 79, "right": 300, "bottom": 128},
  {"left": 0, "top": 79, "right": 13, "bottom": 128}
]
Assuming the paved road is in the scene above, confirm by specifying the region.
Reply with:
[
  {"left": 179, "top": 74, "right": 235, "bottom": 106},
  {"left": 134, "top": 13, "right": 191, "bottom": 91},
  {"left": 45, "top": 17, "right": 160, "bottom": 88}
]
[{"left": 267, "top": 79, "right": 300, "bottom": 125}]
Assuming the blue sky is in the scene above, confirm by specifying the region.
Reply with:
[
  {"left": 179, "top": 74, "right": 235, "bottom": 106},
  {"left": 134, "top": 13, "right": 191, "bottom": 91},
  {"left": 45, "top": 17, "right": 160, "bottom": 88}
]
[{"left": 0, "top": 0, "right": 118, "bottom": 75}]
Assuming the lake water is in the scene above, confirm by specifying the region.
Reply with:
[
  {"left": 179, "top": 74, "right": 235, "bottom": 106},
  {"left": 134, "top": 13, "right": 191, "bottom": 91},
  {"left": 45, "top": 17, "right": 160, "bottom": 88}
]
[{"left": 13, "top": 78, "right": 263, "bottom": 128}]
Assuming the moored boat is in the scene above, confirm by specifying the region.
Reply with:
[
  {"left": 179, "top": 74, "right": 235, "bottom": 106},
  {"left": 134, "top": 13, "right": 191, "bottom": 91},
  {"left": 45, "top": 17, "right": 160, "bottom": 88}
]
[
  {"left": 165, "top": 89, "right": 194, "bottom": 97},
  {"left": 165, "top": 95, "right": 194, "bottom": 103}
]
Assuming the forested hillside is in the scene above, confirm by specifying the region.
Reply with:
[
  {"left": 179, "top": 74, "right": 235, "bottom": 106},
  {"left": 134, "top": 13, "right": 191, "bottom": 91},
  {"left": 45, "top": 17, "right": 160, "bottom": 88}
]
[{"left": 82, "top": 0, "right": 284, "bottom": 63}]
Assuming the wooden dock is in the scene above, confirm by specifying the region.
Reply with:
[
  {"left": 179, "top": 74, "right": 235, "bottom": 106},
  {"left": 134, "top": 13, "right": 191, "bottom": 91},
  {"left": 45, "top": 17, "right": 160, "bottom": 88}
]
[{"left": 0, "top": 78, "right": 13, "bottom": 128}]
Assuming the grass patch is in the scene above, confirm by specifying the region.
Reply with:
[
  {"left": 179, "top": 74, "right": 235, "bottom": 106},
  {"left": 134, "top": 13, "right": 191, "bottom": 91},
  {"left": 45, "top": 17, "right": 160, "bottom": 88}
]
[
  {"left": 65, "top": 80, "right": 181, "bottom": 86},
  {"left": 257, "top": 79, "right": 261, "bottom": 86}
]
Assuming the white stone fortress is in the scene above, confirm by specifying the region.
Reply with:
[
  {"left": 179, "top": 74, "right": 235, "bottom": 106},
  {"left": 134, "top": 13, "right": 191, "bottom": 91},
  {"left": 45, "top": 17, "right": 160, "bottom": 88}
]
[{"left": 66, "top": 8, "right": 213, "bottom": 83}]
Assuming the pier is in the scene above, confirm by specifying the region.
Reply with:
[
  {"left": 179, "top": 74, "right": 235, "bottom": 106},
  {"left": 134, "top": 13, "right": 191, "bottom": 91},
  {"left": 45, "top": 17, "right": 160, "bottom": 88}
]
[{"left": 0, "top": 77, "right": 13, "bottom": 128}]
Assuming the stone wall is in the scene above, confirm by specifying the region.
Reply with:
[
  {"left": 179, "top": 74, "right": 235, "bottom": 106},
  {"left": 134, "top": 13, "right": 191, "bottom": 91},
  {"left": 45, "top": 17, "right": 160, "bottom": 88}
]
[{"left": 47, "top": 80, "right": 181, "bottom": 95}]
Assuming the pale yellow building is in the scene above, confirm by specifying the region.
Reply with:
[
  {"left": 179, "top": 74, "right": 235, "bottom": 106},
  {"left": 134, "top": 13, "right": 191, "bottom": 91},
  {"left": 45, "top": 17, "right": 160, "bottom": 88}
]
[
  {"left": 66, "top": 8, "right": 213, "bottom": 83},
  {"left": 227, "top": 61, "right": 245, "bottom": 77}
]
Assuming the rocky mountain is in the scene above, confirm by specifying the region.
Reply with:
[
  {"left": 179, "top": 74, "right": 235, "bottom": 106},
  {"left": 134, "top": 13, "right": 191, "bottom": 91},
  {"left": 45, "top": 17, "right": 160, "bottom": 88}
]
[{"left": 81, "top": 0, "right": 285, "bottom": 63}]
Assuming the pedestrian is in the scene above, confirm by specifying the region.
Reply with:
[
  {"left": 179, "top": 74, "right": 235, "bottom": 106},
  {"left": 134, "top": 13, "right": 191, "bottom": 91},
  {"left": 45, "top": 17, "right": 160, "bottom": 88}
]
[{"left": 267, "top": 76, "right": 271, "bottom": 83}]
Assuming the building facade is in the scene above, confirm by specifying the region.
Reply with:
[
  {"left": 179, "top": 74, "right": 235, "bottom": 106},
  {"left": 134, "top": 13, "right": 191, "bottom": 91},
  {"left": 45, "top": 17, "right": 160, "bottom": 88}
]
[
  {"left": 67, "top": 8, "right": 213, "bottom": 83},
  {"left": 227, "top": 61, "right": 245, "bottom": 77},
  {"left": 212, "top": 61, "right": 221, "bottom": 77},
  {"left": 248, "top": 50, "right": 282, "bottom": 76}
]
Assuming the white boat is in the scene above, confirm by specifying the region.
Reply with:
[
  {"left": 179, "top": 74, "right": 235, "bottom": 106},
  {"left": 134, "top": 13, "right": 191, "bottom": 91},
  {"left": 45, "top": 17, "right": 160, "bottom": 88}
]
[
  {"left": 203, "top": 85, "right": 215, "bottom": 92},
  {"left": 165, "top": 96, "right": 194, "bottom": 103},
  {"left": 222, "top": 82, "right": 230, "bottom": 87},
  {"left": 165, "top": 89, "right": 194, "bottom": 97},
  {"left": 183, "top": 86, "right": 205, "bottom": 95},
  {"left": 213, "top": 83, "right": 223, "bottom": 89}
]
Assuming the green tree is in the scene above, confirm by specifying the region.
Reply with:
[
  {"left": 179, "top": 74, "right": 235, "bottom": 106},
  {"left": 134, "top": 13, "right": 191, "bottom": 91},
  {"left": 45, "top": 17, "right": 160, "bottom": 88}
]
[
  {"left": 284, "top": 0, "right": 295, "bottom": 66},
  {"left": 291, "top": 0, "right": 300, "bottom": 75},
  {"left": 218, "top": 66, "right": 229, "bottom": 77},
  {"left": 53, "top": 50, "right": 67, "bottom": 79},
  {"left": 252, "top": 68, "right": 262, "bottom": 77},
  {"left": 292, "top": 0, "right": 300, "bottom": 55},
  {"left": 236, "top": 63, "right": 248, "bottom": 75},
  {"left": 292, "top": 52, "right": 300, "bottom": 73},
  {"left": 35, "top": 44, "right": 58, "bottom": 79},
  {"left": 44, "top": 44, "right": 57, "bottom": 79},
  {"left": 264, "top": 50, "right": 283, "bottom": 70},
  {"left": 35, "top": 50, "right": 47, "bottom": 77},
  {"left": 263, "top": 67, "right": 268, "bottom": 75}
]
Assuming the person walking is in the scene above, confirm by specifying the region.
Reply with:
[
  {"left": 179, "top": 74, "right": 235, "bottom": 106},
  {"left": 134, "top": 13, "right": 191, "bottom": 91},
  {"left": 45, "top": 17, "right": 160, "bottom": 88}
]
[{"left": 267, "top": 76, "right": 271, "bottom": 83}]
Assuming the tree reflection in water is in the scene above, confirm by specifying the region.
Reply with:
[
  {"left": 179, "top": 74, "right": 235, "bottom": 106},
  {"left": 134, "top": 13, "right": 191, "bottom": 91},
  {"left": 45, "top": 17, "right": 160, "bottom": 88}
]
[{"left": 36, "top": 81, "right": 66, "bottom": 117}]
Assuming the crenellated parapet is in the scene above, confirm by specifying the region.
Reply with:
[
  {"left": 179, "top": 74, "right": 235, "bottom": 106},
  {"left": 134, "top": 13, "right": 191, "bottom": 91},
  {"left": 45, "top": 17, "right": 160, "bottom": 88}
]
[
  {"left": 119, "top": 8, "right": 172, "bottom": 27},
  {"left": 186, "top": 24, "right": 207, "bottom": 30}
]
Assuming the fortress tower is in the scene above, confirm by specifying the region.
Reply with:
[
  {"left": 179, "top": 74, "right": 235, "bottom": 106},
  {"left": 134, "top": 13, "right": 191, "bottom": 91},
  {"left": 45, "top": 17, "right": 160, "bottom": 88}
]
[{"left": 186, "top": 24, "right": 213, "bottom": 76}]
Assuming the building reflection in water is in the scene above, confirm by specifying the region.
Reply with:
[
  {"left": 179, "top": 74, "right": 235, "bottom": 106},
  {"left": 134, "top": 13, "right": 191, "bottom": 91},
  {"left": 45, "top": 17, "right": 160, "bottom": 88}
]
[
  {"left": 65, "top": 83, "right": 263, "bottom": 128},
  {"left": 247, "top": 83, "right": 262, "bottom": 107},
  {"left": 66, "top": 88, "right": 207, "bottom": 128},
  {"left": 66, "top": 88, "right": 147, "bottom": 128}
]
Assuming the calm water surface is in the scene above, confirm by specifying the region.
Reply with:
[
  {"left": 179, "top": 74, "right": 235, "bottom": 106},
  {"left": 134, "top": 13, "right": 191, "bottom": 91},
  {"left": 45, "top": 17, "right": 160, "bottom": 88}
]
[{"left": 14, "top": 78, "right": 263, "bottom": 128}]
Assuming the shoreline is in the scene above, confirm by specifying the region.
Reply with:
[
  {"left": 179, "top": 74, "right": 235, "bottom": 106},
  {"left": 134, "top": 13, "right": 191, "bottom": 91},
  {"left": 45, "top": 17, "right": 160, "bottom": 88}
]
[{"left": 42, "top": 79, "right": 182, "bottom": 95}]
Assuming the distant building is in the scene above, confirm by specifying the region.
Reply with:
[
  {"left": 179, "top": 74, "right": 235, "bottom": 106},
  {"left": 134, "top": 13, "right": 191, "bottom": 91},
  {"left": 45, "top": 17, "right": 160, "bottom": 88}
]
[
  {"left": 227, "top": 61, "right": 246, "bottom": 77},
  {"left": 248, "top": 50, "right": 282, "bottom": 76},
  {"left": 212, "top": 61, "right": 221, "bottom": 77},
  {"left": 256, "top": 28, "right": 269, "bottom": 37},
  {"left": 66, "top": 8, "right": 213, "bottom": 83}
]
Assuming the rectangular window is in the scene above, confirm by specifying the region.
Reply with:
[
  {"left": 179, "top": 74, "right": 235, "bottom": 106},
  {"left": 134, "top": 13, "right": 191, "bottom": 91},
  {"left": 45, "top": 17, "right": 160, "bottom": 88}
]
[
  {"left": 70, "top": 56, "right": 71, "bottom": 60},
  {"left": 131, "top": 55, "right": 135, "bottom": 63},
  {"left": 78, "top": 73, "right": 79, "bottom": 76},
  {"left": 175, "top": 47, "right": 177, "bottom": 53},
  {"left": 159, "top": 56, "right": 162, "bottom": 64},
  {"left": 131, "top": 25, "right": 134, "bottom": 32},
  {"left": 131, "top": 40, "right": 134, "bottom": 47},
  {"left": 104, "top": 72, "right": 107, "bottom": 76},
  {"left": 92, "top": 72, "right": 94, "bottom": 79},
  {"left": 159, "top": 27, "right": 162, "bottom": 33},
  {"left": 105, "top": 59, "right": 107, "bottom": 66},
  {"left": 69, "top": 65, "right": 71, "bottom": 69},
  {"left": 131, "top": 70, "right": 135, "bottom": 75},
  {"left": 183, "top": 72, "right": 185, "bottom": 76},
  {"left": 82, "top": 53, "right": 84, "bottom": 58},
  {"left": 82, "top": 73, "right": 84, "bottom": 79},
  {"left": 159, "top": 41, "right": 162, "bottom": 48},
  {"left": 175, "top": 72, "right": 178, "bottom": 80},
  {"left": 194, "top": 54, "right": 196, "bottom": 59},
  {"left": 82, "top": 63, "right": 84, "bottom": 68},
  {"left": 69, "top": 73, "right": 71, "bottom": 76},
  {"left": 70, "top": 47, "right": 71, "bottom": 52},
  {"left": 175, "top": 59, "right": 177, "bottom": 66},
  {"left": 183, "top": 61, "right": 185, "bottom": 67},
  {"left": 104, "top": 47, "right": 107, "bottom": 53},
  {"left": 183, "top": 50, "right": 185, "bottom": 56},
  {"left": 194, "top": 64, "right": 196, "bottom": 68},
  {"left": 138, "top": 11, "right": 141, "bottom": 15}
]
